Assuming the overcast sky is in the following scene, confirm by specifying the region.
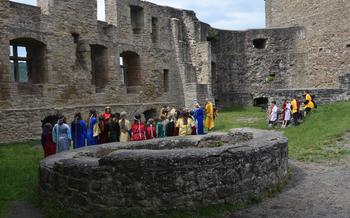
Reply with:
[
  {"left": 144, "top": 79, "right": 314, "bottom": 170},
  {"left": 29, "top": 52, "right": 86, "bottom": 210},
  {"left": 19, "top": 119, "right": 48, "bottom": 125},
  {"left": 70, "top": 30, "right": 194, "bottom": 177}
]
[{"left": 11, "top": 0, "right": 265, "bottom": 30}]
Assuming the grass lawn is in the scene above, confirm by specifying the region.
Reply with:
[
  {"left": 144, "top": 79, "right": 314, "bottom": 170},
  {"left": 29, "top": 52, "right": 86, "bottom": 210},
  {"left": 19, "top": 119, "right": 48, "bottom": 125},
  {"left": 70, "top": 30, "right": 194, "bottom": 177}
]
[
  {"left": 0, "top": 141, "right": 43, "bottom": 218},
  {"left": 215, "top": 101, "right": 350, "bottom": 162},
  {"left": 1, "top": 101, "right": 350, "bottom": 217}
]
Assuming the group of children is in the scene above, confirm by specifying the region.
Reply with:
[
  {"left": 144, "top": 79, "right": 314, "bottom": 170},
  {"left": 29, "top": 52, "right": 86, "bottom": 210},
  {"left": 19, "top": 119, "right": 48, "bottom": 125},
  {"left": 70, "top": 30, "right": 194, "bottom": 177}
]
[
  {"left": 41, "top": 99, "right": 217, "bottom": 158},
  {"left": 267, "top": 91, "right": 317, "bottom": 128}
]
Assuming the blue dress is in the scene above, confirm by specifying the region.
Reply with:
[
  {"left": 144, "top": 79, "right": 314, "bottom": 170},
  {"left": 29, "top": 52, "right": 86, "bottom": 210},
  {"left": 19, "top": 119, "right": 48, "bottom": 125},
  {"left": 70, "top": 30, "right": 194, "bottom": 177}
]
[
  {"left": 194, "top": 107, "right": 204, "bottom": 135},
  {"left": 87, "top": 117, "right": 98, "bottom": 146},
  {"left": 71, "top": 120, "right": 87, "bottom": 149},
  {"left": 53, "top": 123, "right": 72, "bottom": 153}
]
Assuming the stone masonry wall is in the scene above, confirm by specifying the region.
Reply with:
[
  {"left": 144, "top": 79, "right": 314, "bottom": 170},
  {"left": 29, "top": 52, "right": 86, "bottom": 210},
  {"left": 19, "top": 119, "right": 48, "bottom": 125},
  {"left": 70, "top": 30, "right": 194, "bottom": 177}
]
[
  {"left": 265, "top": 0, "right": 350, "bottom": 88},
  {"left": 39, "top": 129, "right": 288, "bottom": 217},
  {"left": 211, "top": 27, "right": 308, "bottom": 107},
  {"left": 0, "top": 0, "right": 213, "bottom": 143}
]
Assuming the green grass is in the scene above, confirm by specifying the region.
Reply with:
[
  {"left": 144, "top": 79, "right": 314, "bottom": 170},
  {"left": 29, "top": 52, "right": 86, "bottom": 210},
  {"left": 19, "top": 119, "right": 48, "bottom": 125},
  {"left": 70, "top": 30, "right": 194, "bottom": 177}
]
[
  {"left": 281, "top": 102, "right": 350, "bottom": 161},
  {"left": 0, "top": 141, "right": 43, "bottom": 218},
  {"left": 215, "top": 106, "right": 267, "bottom": 131},
  {"left": 215, "top": 101, "right": 350, "bottom": 162}
]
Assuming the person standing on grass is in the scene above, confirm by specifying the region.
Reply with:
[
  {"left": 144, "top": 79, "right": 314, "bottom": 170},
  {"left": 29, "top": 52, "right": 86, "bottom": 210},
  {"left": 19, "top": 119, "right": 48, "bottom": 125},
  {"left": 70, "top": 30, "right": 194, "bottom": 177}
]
[
  {"left": 268, "top": 101, "right": 278, "bottom": 128},
  {"left": 291, "top": 97, "right": 299, "bottom": 126},
  {"left": 53, "top": 115, "right": 72, "bottom": 152},
  {"left": 87, "top": 109, "right": 98, "bottom": 146},
  {"left": 205, "top": 98, "right": 215, "bottom": 132},
  {"left": 71, "top": 112, "right": 87, "bottom": 149},
  {"left": 157, "top": 115, "right": 168, "bottom": 138},
  {"left": 102, "top": 107, "right": 112, "bottom": 121},
  {"left": 176, "top": 111, "right": 195, "bottom": 136},
  {"left": 282, "top": 100, "right": 292, "bottom": 128},
  {"left": 131, "top": 114, "right": 147, "bottom": 141},
  {"left": 194, "top": 103, "right": 205, "bottom": 135},
  {"left": 109, "top": 113, "right": 121, "bottom": 142},
  {"left": 146, "top": 118, "right": 157, "bottom": 139},
  {"left": 95, "top": 116, "right": 109, "bottom": 144},
  {"left": 41, "top": 123, "right": 56, "bottom": 157},
  {"left": 304, "top": 90, "right": 315, "bottom": 117},
  {"left": 119, "top": 112, "right": 131, "bottom": 142}
]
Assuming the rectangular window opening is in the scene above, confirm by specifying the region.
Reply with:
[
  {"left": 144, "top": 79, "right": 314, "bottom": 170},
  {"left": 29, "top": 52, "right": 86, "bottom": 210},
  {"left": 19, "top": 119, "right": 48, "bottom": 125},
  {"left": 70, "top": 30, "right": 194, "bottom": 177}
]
[
  {"left": 97, "top": 0, "right": 106, "bottom": 21},
  {"left": 130, "top": 5, "right": 144, "bottom": 34},
  {"left": 9, "top": 0, "right": 37, "bottom": 6},
  {"left": 163, "top": 69, "right": 169, "bottom": 93},
  {"left": 17, "top": 46, "right": 27, "bottom": 58},
  {"left": 151, "top": 17, "right": 159, "bottom": 43},
  {"left": 18, "top": 60, "right": 29, "bottom": 82}
]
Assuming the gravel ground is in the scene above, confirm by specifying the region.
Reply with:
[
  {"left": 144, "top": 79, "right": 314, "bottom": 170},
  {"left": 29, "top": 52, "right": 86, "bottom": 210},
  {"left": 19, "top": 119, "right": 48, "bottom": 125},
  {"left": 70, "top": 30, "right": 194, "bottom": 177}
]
[{"left": 227, "top": 159, "right": 350, "bottom": 218}]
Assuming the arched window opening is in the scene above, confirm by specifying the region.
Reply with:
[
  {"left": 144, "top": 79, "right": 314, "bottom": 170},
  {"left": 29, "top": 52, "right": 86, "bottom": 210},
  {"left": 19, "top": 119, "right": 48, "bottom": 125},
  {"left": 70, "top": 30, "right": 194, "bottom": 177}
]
[
  {"left": 254, "top": 97, "right": 269, "bottom": 110},
  {"left": 9, "top": 38, "right": 47, "bottom": 83},
  {"left": 143, "top": 109, "right": 157, "bottom": 122},
  {"left": 91, "top": 44, "right": 108, "bottom": 93},
  {"left": 120, "top": 51, "right": 142, "bottom": 93}
]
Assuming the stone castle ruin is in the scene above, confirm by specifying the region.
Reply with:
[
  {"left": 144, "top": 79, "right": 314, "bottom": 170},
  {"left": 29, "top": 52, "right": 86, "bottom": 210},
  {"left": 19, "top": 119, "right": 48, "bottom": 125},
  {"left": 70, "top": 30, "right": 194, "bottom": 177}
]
[{"left": 0, "top": 0, "right": 349, "bottom": 142}]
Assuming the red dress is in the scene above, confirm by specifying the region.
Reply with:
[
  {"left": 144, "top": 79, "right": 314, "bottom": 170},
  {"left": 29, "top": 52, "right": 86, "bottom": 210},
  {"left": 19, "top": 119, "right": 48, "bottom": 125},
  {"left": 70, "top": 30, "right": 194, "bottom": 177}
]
[
  {"left": 41, "top": 132, "right": 56, "bottom": 157},
  {"left": 131, "top": 122, "right": 146, "bottom": 141},
  {"left": 282, "top": 103, "right": 287, "bottom": 120},
  {"left": 146, "top": 125, "right": 157, "bottom": 139},
  {"left": 98, "top": 122, "right": 109, "bottom": 144},
  {"left": 102, "top": 113, "right": 111, "bottom": 121}
]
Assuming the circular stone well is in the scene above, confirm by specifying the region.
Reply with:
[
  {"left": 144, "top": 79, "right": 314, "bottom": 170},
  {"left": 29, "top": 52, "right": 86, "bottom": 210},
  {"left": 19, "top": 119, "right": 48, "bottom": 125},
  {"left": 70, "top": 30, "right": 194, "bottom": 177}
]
[{"left": 39, "top": 128, "right": 288, "bottom": 217}]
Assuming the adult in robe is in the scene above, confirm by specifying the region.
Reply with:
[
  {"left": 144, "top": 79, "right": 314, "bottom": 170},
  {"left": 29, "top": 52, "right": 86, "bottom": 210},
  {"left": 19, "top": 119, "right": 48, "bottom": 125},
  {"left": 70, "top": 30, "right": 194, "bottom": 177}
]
[
  {"left": 119, "top": 111, "right": 131, "bottom": 142},
  {"left": 176, "top": 111, "right": 195, "bottom": 136},
  {"left": 53, "top": 115, "right": 72, "bottom": 153},
  {"left": 87, "top": 109, "right": 98, "bottom": 146},
  {"left": 156, "top": 115, "right": 168, "bottom": 138},
  {"left": 146, "top": 118, "right": 157, "bottom": 139},
  {"left": 194, "top": 103, "right": 204, "bottom": 135},
  {"left": 71, "top": 112, "right": 87, "bottom": 149},
  {"left": 205, "top": 98, "right": 215, "bottom": 132},
  {"left": 102, "top": 107, "right": 112, "bottom": 121},
  {"left": 96, "top": 116, "right": 109, "bottom": 144},
  {"left": 41, "top": 123, "right": 56, "bottom": 157},
  {"left": 109, "top": 113, "right": 121, "bottom": 142},
  {"left": 291, "top": 96, "right": 299, "bottom": 126},
  {"left": 304, "top": 90, "right": 315, "bottom": 116},
  {"left": 131, "top": 114, "right": 146, "bottom": 141}
]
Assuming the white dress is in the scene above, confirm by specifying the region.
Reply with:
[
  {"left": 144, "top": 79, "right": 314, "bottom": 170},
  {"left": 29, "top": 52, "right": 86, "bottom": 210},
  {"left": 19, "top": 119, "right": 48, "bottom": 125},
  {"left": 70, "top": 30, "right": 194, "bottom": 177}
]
[
  {"left": 270, "top": 105, "right": 278, "bottom": 122},
  {"left": 284, "top": 103, "right": 291, "bottom": 121}
]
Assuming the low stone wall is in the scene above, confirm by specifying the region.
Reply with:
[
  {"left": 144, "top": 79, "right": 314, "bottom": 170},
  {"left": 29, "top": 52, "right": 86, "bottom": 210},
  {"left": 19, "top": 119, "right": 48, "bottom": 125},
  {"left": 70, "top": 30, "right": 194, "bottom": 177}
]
[{"left": 39, "top": 128, "right": 288, "bottom": 217}]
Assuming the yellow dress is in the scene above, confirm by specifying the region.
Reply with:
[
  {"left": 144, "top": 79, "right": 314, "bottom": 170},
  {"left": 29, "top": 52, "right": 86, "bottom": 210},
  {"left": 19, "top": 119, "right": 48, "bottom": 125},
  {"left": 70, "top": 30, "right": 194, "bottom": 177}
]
[
  {"left": 119, "top": 119, "right": 131, "bottom": 142},
  {"left": 304, "top": 94, "right": 315, "bottom": 109},
  {"left": 176, "top": 118, "right": 194, "bottom": 136},
  {"left": 205, "top": 102, "right": 215, "bottom": 130},
  {"left": 291, "top": 99, "right": 298, "bottom": 114}
]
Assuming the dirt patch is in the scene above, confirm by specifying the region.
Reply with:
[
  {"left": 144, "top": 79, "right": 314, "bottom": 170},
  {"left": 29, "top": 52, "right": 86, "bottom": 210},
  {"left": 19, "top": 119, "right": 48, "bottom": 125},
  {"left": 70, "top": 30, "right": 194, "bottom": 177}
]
[
  {"left": 227, "top": 160, "right": 350, "bottom": 218},
  {"left": 236, "top": 117, "right": 261, "bottom": 124},
  {"left": 336, "top": 132, "right": 350, "bottom": 149},
  {"left": 5, "top": 201, "right": 44, "bottom": 218}
]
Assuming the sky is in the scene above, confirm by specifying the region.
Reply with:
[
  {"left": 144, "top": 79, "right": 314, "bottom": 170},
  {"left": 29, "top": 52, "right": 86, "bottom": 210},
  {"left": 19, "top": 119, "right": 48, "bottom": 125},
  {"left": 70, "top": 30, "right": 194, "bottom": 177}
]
[{"left": 10, "top": 0, "right": 265, "bottom": 30}]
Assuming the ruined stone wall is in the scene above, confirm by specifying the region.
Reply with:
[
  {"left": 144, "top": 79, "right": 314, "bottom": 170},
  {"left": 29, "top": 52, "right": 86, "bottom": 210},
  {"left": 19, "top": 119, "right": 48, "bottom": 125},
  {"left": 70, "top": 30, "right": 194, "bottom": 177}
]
[
  {"left": 212, "top": 27, "right": 308, "bottom": 107},
  {"left": 39, "top": 129, "right": 288, "bottom": 216},
  {"left": 0, "top": 0, "right": 212, "bottom": 143},
  {"left": 266, "top": 0, "right": 350, "bottom": 88}
]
